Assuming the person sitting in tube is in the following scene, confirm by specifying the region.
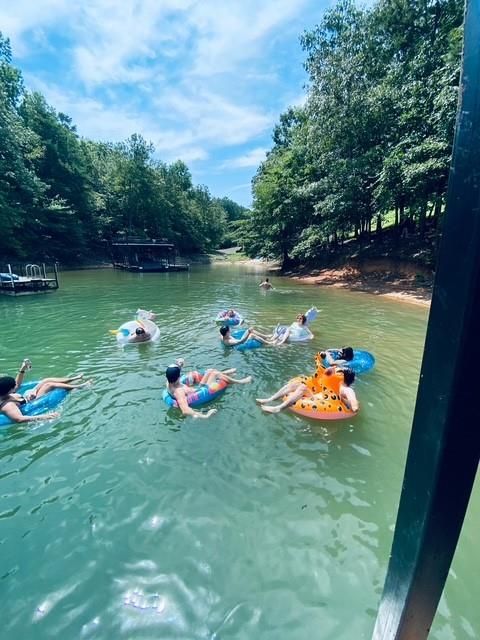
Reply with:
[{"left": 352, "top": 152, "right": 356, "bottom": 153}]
[
  {"left": 320, "top": 347, "right": 354, "bottom": 366},
  {"left": 274, "top": 313, "right": 312, "bottom": 345},
  {"left": 128, "top": 326, "right": 151, "bottom": 343},
  {"left": 256, "top": 367, "right": 358, "bottom": 414},
  {"left": 0, "top": 359, "right": 91, "bottom": 423},
  {"left": 218, "top": 309, "right": 238, "bottom": 320},
  {"left": 219, "top": 325, "right": 276, "bottom": 347},
  {"left": 165, "top": 359, "right": 252, "bottom": 419}
]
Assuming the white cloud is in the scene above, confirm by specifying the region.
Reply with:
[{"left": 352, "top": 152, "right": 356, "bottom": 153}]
[
  {"left": 0, "top": 0, "right": 72, "bottom": 55},
  {"left": 156, "top": 88, "right": 272, "bottom": 146},
  {"left": 188, "top": 0, "right": 310, "bottom": 77},
  {"left": 2, "top": 0, "right": 317, "bottom": 199},
  {"left": 25, "top": 77, "right": 208, "bottom": 163},
  {"left": 1, "top": 0, "right": 309, "bottom": 85},
  {"left": 222, "top": 147, "right": 267, "bottom": 169}
]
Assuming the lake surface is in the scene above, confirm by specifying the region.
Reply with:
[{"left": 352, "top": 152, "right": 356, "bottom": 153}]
[{"left": 0, "top": 265, "right": 478, "bottom": 639}]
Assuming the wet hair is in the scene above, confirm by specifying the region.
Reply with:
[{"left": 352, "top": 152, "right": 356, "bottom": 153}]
[
  {"left": 219, "top": 326, "right": 230, "bottom": 337},
  {"left": 135, "top": 327, "right": 146, "bottom": 335},
  {"left": 227, "top": 310, "right": 235, "bottom": 317},
  {"left": 298, "top": 314, "right": 307, "bottom": 325},
  {"left": 0, "top": 376, "right": 16, "bottom": 396},
  {"left": 340, "top": 367, "right": 355, "bottom": 386},
  {"left": 165, "top": 365, "right": 181, "bottom": 383},
  {"left": 265, "top": 278, "right": 269, "bottom": 282},
  {"left": 320, "top": 351, "right": 326, "bottom": 359},
  {"left": 341, "top": 347, "right": 354, "bottom": 361}
]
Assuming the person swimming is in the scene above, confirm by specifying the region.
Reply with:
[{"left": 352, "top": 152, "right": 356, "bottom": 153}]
[{"left": 259, "top": 277, "right": 273, "bottom": 290}]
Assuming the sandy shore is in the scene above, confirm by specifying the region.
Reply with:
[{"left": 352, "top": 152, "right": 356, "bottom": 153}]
[
  {"left": 215, "top": 255, "right": 432, "bottom": 307},
  {"left": 287, "top": 266, "right": 432, "bottom": 307}
]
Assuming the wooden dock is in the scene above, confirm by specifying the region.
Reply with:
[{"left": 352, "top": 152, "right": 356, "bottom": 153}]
[{"left": 0, "top": 263, "right": 59, "bottom": 296}]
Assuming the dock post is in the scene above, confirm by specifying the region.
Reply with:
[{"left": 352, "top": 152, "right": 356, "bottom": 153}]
[
  {"left": 7, "top": 263, "right": 15, "bottom": 294},
  {"left": 54, "top": 262, "right": 59, "bottom": 289},
  {"left": 372, "top": 1, "right": 480, "bottom": 637}
]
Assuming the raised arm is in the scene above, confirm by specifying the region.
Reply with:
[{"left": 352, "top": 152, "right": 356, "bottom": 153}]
[
  {"left": 14, "top": 359, "right": 30, "bottom": 391},
  {"left": 324, "top": 349, "right": 342, "bottom": 365}
]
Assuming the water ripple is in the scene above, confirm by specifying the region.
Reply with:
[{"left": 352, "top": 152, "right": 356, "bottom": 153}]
[{"left": 1, "top": 267, "right": 477, "bottom": 639}]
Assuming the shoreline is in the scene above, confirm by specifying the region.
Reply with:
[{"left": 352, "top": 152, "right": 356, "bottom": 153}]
[
  {"left": 288, "top": 268, "right": 432, "bottom": 308},
  {"left": 236, "top": 259, "right": 432, "bottom": 308}
]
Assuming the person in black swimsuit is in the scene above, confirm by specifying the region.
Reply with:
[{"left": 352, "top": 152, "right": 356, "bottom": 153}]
[{"left": 0, "top": 359, "right": 91, "bottom": 424}]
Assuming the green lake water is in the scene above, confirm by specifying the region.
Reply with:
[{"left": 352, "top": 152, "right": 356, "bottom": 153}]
[{"left": 0, "top": 265, "right": 478, "bottom": 640}]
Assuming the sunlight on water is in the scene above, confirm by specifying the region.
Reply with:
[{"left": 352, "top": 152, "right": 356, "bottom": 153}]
[{"left": 0, "top": 265, "right": 478, "bottom": 639}]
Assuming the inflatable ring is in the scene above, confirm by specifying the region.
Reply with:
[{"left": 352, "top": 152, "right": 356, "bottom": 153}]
[
  {"left": 162, "top": 371, "right": 229, "bottom": 408},
  {"left": 215, "top": 311, "right": 244, "bottom": 327},
  {"left": 273, "top": 324, "right": 314, "bottom": 343},
  {"left": 116, "top": 318, "right": 160, "bottom": 345},
  {"left": 286, "top": 368, "right": 357, "bottom": 421},
  {"left": 229, "top": 329, "right": 262, "bottom": 351},
  {"left": 0, "top": 381, "right": 68, "bottom": 428},
  {"left": 319, "top": 349, "right": 375, "bottom": 374}
]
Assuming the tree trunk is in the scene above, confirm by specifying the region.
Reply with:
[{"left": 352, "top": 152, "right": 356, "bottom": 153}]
[{"left": 419, "top": 202, "right": 427, "bottom": 239}]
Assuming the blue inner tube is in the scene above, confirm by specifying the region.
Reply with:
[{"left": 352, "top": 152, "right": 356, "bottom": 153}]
[
  {"left": 229, "top": 329, "right": 262, "bottom": 351},
  {"left": 322, "top": 350, "right": 375, "bottom": 374},
  {"left": 215, "top": 312, "right": 243, "bottom": 327},
  {"left": 162, "top": 372, "right": 228, "bottom": 408},
  {"left": 0, "top": 381, "right": 68, "bottom": 428}
]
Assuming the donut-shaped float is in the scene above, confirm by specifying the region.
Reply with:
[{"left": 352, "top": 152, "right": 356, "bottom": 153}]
[{"left": 162, "top": 371, "right": 228, "bottom": 408}]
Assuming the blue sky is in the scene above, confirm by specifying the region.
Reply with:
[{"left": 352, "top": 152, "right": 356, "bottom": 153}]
[{"left": 1, "top": 0, "right": 344, "bottom": 207}]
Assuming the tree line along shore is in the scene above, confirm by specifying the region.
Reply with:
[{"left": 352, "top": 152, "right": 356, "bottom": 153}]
[{"left": 1, "top": 0, "right": 462, "bottom": 275}]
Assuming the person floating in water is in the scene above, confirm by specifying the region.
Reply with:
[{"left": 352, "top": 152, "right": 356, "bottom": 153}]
[
  {"left": 272, "top": 313, "right": 312, "bottom": 345},
  {"left": 219, "top": 325, "right": 278, "bottom": 346},
  {"left": 320, "top": 347, "right": 354, "bottom": 366},
  {"left": 256, "top": 367, "right": 358, "bottom": 414},
  {"left": 0, "top": 359, "right": 92, "bottom": 423},
  {"left": 259, "top": 277, "right": 273, "bottom": 290},
  {"left": 165, "top": 361, "right": 252, "bottom": 418},
  {"left": 218, "top": 309, "right": 239, "bottom": 320},
  {"left": 128, "top": 326, "right": 151, "bottom": 343}
]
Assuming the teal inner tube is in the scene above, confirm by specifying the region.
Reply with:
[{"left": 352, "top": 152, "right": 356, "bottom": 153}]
[
  {"left": 162, "top": 371, "right": 228, "bottom": 408},
  {"left": 320, "top": 349, "right": 375, "bottom": 374},
  {"left": 0, "top": 381, "right": 68, "bottom": 428},
  {"left": 229, "top": 329, "right": 262, "bottom": 351}
]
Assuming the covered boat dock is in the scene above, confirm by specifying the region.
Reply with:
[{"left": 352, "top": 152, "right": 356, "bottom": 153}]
[{"left": 110, "top": 237, "right": 189, "bottom": 272}]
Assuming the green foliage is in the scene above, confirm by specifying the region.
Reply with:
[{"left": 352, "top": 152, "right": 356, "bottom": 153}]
[
  {"left": 0, "top": 31, "right": 247, "bottom": 264},
  {"left": 249, "top": 0, "right": 464, "bottom": 266}
]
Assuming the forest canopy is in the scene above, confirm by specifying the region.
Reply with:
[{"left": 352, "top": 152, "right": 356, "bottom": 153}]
[
  {"left": 0, "top": 32, "right": 249, "bottom": 264},
  {"left": 243, "top": 0, "right": 464, "bottom": 267},
  {"left": 0, "top": 0, "right": 464, "bottom": 267}
]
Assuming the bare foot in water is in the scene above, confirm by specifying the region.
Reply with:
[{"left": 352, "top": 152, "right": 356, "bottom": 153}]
[
  {"left": 261, "top": 405, "right": 281, "bottom": 413},
  {"left": 76, "top": 379, "right": 94, "bottom": 389},
  {"left": 238, "top": 376, "right": 252, "bottom": 384}
]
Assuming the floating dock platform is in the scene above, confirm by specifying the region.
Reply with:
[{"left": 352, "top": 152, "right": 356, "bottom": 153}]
[{"left": 0, "top": 263, "right": 59, "bottom": 296}]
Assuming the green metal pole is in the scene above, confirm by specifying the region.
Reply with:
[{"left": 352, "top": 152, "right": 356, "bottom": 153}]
[{"left": 373, "top": 1, "right": 480, "bottom": 638}]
